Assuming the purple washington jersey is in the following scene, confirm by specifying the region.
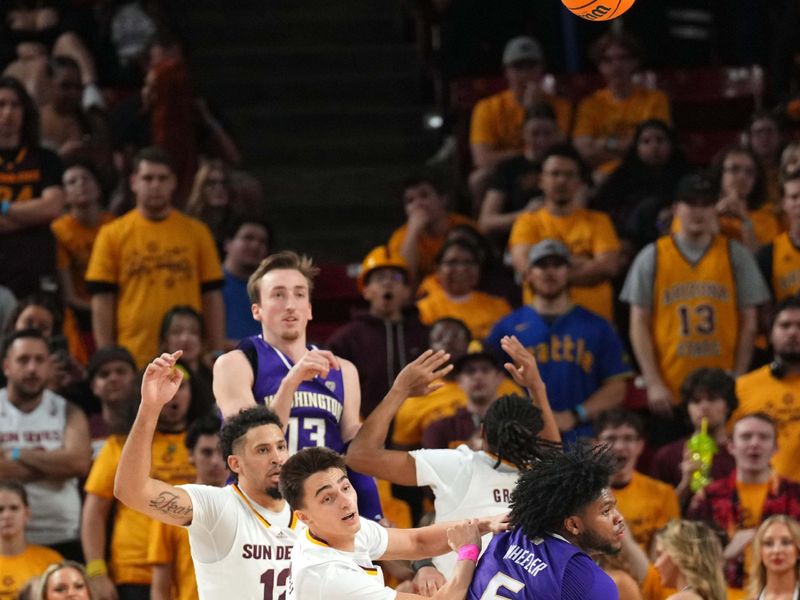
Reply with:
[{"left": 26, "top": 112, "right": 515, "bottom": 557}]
[
  {"left": 468, "top": 529, "right": 619, "bottom": 600},
  {"left": 241, "top": 336, "right": 347, "bottom": 452},
  {"left": 237, "top": 336, "right": 384, "bottom": 521}
]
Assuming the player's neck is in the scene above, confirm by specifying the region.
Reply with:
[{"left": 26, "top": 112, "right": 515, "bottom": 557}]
[
  {"left": 263, "top": 331, "right": 307, "bottom": 361},
  {"left": 238, "top": 479, "right": 286, "bottom": 512},
  {"left": 310, "top": 527, "right": 356, "bottom": 552},
  {"left": 0, "top": 534, "right": 26, "bottom": 556}
]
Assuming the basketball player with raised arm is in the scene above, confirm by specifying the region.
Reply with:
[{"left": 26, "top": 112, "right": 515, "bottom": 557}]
[
  {"left": 213, "top": 251, "right": 383, "bottom": 519},
  {"left": 114, "top": 351, "right": 300, "bottom": 600},
  {"left": 347, "top": 336, "right": 560, "bottom": 593}
]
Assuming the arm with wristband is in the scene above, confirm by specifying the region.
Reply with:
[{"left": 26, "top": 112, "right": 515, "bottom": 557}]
[{"left": 391, "top": 520, "right": 483, "bottom": 600}]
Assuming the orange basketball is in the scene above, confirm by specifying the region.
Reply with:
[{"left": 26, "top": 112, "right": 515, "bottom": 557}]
[{"left": 561, "top": 0, "right": 637, "bottom": 21}]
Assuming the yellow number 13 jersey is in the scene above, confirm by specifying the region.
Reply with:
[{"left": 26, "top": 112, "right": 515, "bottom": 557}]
[{"left": 653, "top": 235, "right": 738, "bottom": 398}]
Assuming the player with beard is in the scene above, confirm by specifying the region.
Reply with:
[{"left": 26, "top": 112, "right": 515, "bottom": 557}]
[
  {"left": 733, "top": 296, "right": 800, "bottom": 482},
  {"left": 115, "top": 351, "right": 300, "bottom": 600},
  {"left": 487, "top": 239, "right": 631, "bottom": 443},
  {"left": 467, "top": 443, "right": 626, "bottom": 600},
  {"left": 214, "top": 251, "right": 384, "bottom": 521}
]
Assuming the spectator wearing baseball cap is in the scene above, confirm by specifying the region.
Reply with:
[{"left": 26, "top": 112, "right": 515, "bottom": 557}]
[
  {"left": 468, "top": 35, "right": 572, "bottom": 213},
  {"left": 621, "top": 170, "right": 770, "bottom": 446},
  {"left": 87, "top": 345, "right": 138, "bottom": 457},
  {"left": 509, "top": 144, "right": 620, "bottom": 323},
  {"left": 488, "top": 238, "right": 632, "bottom": 443}
]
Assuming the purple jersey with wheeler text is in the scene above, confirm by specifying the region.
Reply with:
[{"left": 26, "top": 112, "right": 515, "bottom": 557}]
[{"left": 468, "top": 529, "right": 618, "bottom": 600}]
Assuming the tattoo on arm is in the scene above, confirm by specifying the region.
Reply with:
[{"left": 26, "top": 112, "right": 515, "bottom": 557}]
[{"left": 148, "top": 491, "right": 193, "bottom": 518}]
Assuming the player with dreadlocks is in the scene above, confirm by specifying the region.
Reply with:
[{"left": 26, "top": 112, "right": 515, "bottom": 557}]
[
  {"left": 467, "top": 443, "right": 625, "bottom": 599},
  {"left": 346, "top": 335, "right": 560, "bottom": 592}
]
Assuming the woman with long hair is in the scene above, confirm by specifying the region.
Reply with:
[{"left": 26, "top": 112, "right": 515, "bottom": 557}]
[
  {"left": 592, "top": 119, "right": 689, "bottom": 233},
  {"left": 185, "top": 158, "right": 234, "bottom": 251},
  {"left": 654, "top": 519, "right": 727, "bottom": 600},
  {"left": 749, "top": 515, "right": 800, "bottom": 600}
]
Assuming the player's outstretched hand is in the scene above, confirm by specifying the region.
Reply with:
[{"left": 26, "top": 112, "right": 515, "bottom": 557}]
[
  {"left": 392, "top": 349, "right": 452, "bottom": 398},
  {"left": 288, "top": 349, "right": 340, "bottom": 385},
  {"left": 447, "top": 519, "right": 482, "bottom": 553},
  {"left": 141, "top": 351, "right": 184, "bottom": 409},
  {"left": 501, "top": 335, "right": 543, "bottom": 391},
  {"left": 413, "top": 566, "right": 446, "bottom": 597},
  {"left": 479, "top": 512, "right": 511, "bottom": 535}
]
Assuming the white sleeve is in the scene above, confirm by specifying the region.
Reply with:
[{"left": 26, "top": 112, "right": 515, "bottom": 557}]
[
  {"left": 410, "top": 447, "right": 472, "bottom": 508},
  {"left": 180, "top": 484, "right": 237, "bottom": 563},
  {"left": 357, "top": 518, "right": 390, "bottom": 560},
  {"left": 298, "top": 562, "right": 397, "bottom": 600}
]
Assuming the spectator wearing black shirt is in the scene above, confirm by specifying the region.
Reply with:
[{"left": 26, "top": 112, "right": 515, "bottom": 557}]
[
  {"left": 478, "top": 102, "right": 562, "bottom": 249},
  {"left": 0, "top": 76, "right": 64, "bottom": 298},
  {"left": 591, "top": 119, "right": 688, "bottom": 254}
]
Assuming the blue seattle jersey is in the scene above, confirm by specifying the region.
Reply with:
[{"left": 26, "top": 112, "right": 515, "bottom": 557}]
[
  {"left": 468, "top": 529, "right": 618, "bottom": 600},
  {"left": 486, "top": 306, "right": 632, "bottom": 441},
  {"left": 236, "top": 336, "right": 384, "bottom": 521}
]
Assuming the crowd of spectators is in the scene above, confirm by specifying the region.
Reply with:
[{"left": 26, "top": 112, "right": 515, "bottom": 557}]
[{"left": 3, "top": 2, "right": 800, "bottom": 600}]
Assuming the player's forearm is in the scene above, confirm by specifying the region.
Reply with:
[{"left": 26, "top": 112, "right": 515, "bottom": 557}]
[
  {"left": 430, "top": 558, "right": 476, "bottom": 600},
  {"left": 348, "top": 386, "right": 406, "bottom": 458},
  {"left": 272, "top": 374, "right": 302, "bottom": 433},
  {"left": 114, "top": 403, "right": 160, "bottom": 506},
  {"left": 202, "top": 290, "right": 226, "bottom": 352},
  {"left": 733, "top": 308, "right": 757, "bottom": 376},
  {"left": 526, "top": 381, "right": 560, "bottom": 444}
]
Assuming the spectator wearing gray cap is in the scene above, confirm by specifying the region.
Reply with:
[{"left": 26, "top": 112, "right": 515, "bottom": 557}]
[
  {"left": 620, "top": 171, "right": 770, "bottom": 446},
  {"left": 468, "top": 36, "right": 572, "bottom": 213},
  {"left": 487, "top": 238, "right": 632, "bottom": 443},
  {"left": 509, "top": 144, "right": 621, "bottom": 323}
]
